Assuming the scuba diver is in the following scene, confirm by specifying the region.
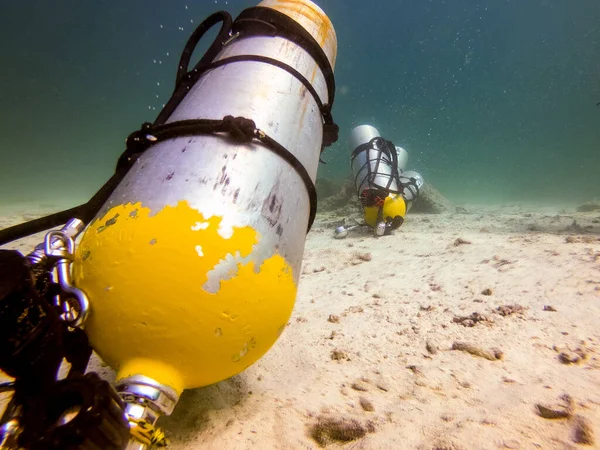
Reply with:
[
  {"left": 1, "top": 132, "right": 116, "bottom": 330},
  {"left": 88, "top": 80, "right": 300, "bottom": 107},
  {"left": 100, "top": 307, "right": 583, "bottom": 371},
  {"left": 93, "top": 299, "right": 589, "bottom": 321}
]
[{"left": 335, "top": 124, "right": 424, "bottom": 239}]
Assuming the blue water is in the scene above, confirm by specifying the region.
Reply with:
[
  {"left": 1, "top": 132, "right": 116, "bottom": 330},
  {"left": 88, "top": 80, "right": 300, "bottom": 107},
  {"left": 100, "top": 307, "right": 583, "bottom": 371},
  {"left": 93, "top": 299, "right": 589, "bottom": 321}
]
[{"left": 1, "top": 0, "right": 598, "bottom": 207}]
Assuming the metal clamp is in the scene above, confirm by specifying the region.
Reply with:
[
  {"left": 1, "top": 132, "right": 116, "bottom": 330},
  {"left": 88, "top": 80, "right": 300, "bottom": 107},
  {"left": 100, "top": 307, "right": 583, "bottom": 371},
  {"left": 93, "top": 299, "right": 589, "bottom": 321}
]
[
  {"left": 116, "top": 375, "right": 179, "bottom": 450},
  {"left": 43, "top": 228, "right": 90, "bottom": 328}
]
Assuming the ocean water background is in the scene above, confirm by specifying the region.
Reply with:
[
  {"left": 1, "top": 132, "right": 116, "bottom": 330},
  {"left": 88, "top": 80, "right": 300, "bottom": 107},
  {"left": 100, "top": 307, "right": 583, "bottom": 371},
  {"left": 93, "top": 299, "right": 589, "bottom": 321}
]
[{"left": 1, "top": 0, "right": 598, "bottom": 207}]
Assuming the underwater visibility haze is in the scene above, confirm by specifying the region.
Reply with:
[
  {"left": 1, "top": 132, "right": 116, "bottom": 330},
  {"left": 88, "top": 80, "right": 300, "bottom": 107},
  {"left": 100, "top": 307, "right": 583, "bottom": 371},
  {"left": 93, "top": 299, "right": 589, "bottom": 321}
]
[{"left": 1, "top": 0, "right": 599, "bottom": 207}]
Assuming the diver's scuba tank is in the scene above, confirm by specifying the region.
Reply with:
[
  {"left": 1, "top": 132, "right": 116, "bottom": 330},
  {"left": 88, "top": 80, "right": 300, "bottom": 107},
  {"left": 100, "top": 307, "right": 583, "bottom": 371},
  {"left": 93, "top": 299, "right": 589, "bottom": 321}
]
[
  {"left": 0, "top": 1, "right": 337, "bottom": 448},
  {"left": 395, "top": 144, "right": 424, "bottom": 213},
  {"left": 65, "top": 0, "right": 337, "bottom": 447},
  {"left": 395, "top": 145, "right": 409, "bottom": 172},
  {"left": 400, "top": 170, "right": 424, "bottom": 212},
  {"left": 349, "top": 125, "right": 406, "bottom": 237}
]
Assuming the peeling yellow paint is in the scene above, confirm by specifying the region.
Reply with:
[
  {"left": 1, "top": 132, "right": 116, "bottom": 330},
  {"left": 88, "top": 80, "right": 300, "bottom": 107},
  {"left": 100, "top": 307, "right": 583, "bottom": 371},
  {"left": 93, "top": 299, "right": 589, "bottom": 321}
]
[{"left": 73, "top": 201, "right": 297, "bottom": 395}]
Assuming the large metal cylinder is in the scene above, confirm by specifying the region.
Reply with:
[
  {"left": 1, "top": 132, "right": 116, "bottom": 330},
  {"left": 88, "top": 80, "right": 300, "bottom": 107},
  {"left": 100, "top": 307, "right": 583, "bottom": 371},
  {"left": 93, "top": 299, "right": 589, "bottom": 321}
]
[
  {"left": 73, "top": 0, "right": 337, "bottom": 394},
  {"left": 349, "top": 125, "right": 400, "bottom": 195},
  {"left": 395, "top": 146, "right": 408, "bottom": 172}
]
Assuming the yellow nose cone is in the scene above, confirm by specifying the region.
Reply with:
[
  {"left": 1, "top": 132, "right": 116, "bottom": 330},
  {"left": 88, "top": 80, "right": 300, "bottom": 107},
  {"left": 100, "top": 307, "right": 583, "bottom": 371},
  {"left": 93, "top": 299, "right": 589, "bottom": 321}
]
[
  {"left": 73, "top": 201, "right": 296, "bottom": 395},
  {"left": 363, "top": 194, "right": 407, "bottom": 228}
]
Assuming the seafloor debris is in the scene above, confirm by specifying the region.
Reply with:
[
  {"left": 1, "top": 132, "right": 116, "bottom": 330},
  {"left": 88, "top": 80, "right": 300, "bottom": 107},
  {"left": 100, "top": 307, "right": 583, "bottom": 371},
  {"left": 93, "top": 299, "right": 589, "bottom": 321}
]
[
  {"left": 451, "top": 341, "right": 503, "bottom": 361},
  {"left": 536, "top": 403, "right": 571, "bottom": 419},
  {"left": 535, "top": 394, "right": 574, "bottom": 419},
  {"left": 481, "top": 288, "right": 493, "bottom": 296},
  {"left": 351, "top": 380, "right": 369, "bottom": 392},
  {"left": 426, "top": 340, "right": 439, "bottom": 355},
  {"left": 491, "top": 255, "right": 514, "bottom": 269},
  {"left": 557, "top": 348, "right": 588, "bottom": 365},
  {"left": 572, "top": 414, "right": 595, "bottom": 445},
  {"left": 453, "top": 237, "right": 471, "bottom": 246},
  {"left": 565, "top": 235, "right": 599, "bottom": 244},
  {"left": 354, "top": 252, "right": 372, "bottom": 262},
  {"left": 330, "top": 349, "right": 349, "bottom": 361},
  {"left": 359, "top": 397, "right": 375, "bottom": 412},
  {"left": 327, "top": 314, "right": 340, "bottom": 323},
  {"left": 495, "top": 304, "right": 527, "bottom": 317},
  {"left": 543, "top": 305, "right": 557, "bottom": 312},
  {"left": 310, "top": 416, "right": 375, "bottom": 447},
  {"left": 453, "top": 312, "right": 493, "bottom": 327}
]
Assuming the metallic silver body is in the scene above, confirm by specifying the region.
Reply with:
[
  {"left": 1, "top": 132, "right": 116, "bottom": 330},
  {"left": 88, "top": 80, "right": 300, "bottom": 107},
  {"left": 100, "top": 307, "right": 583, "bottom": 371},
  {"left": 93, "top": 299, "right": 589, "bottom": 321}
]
[
  {"left": 27, "top": 219, "right": 89, "bottom": 327},
  {"left": 117, "top": 375, "right": 179, "bottom": 450},
  {"left": 395, "top": 146, "right": 408, "bottom": 172},
  {"left": 92, "top": 3, "right": 335, "bottom": 288},
  {"left": 349, "top": 125, "right": 400, "bottom": 195},
  {"left": 400, "top": 170, "right": 424, "bottom": 206}
]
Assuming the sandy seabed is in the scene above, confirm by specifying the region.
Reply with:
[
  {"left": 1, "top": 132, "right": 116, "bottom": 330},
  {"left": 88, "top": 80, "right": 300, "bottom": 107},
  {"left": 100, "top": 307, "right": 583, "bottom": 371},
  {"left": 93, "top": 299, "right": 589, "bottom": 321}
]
[{"left": 1, "top": 203, "right": 599, "bottom": 449}]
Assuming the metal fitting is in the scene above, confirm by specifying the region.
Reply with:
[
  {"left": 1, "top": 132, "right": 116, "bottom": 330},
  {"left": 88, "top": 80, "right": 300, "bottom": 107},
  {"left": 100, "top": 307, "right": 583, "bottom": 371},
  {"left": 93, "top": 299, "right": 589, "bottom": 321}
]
[
  {"left": 27, "top": 218, "right": 86, "bottom": 265},
  {"left": 116, "top": 375, "right": 179, "bottom": 450},
  {"left": 374, "top": 221, "right": 386, "bottom": 237}
]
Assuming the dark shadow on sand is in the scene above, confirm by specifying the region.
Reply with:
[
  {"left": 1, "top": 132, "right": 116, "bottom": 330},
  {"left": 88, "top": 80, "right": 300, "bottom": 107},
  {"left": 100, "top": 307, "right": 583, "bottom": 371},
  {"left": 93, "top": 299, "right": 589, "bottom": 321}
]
[{"left": 158, "top": 373, "right": 252, "bottom": 444}]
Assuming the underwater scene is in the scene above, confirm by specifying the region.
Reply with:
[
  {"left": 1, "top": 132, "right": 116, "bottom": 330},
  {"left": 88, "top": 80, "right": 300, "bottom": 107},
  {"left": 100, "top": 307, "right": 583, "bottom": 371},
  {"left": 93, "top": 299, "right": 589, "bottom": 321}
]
[{"left": 1, "top": 0, "right": 599, "bottom": 449}]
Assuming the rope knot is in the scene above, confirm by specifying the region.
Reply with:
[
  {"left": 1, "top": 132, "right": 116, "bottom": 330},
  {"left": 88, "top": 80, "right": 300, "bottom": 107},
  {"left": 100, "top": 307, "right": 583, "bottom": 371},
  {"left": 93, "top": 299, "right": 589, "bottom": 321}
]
[{"left": 222, "top": 115, "right": 257, "bottom": 142}]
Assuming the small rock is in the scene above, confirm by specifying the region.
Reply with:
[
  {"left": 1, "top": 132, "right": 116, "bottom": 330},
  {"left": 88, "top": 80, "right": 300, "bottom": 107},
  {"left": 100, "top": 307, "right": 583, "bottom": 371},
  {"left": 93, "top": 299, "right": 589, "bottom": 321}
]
[
  {"left": 376, "top": 381, "right": 390, "bottom": 392},
  {"left": 558, "top": 351, "right": 582, "bottom": 365},
  {"left": 426, "top": 340, "right": 438, "bottom": 355},
  {"left": 406, "top": 365, "right": 423, "bottom": 375},
  {"left": 495, "top": 304, "right": 526, "bottom": 317},
  {"left": 481, "top": 288, "right": 493, "bottom": 296},
  {"left": 453, "top": 312, "right": 493, "bottom": 327},
  {"left": 356, "top": 252, "right": 372, "bottom": 262},
  {"left": 535, "top": 397, "right": 573, "bottom": 419},
  {"left": 454, "top": 238, "right": 471, "bottom": 246},
  {"left": 359, "top": 397, "right": 374, "bottom": 412},
  {"left": 328, "top": 314, "right": 340, "bottom": 323},
  {"left": 351, "top": 380, "right": 369, "bottom": 392},
  {"left": 543, "top": 305, "right": 557, "bottom": 312},
  {"left": 451, "top": 341, "right": 503, "bottom": 361},
  {"left": 572, "top": 414, "right": 595, "bottom": 445},
  {"left": 310, "top": 415, "right": 374, "bottom": 446},
  {"left": 502, "top": 439, "right": 520, "bottom": 449},
  {"left": 331, "top": 349, "right": 349, "bottom": 361}
]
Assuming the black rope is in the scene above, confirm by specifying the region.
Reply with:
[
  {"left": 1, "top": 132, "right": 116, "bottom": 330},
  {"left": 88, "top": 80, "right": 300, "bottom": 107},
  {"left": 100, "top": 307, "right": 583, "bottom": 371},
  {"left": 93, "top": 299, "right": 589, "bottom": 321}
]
[
  {"left": 351, "top": 137, "right": 402, "bottom": 196},
  {"left": 121, "top": 116, "right": 319, "bottom": 231},
  {"left": 155, "top": 11, "right": 233, "bottom": 126},
  {"left": 233, "top": 7, "right": 336, "bottom": 107},
  {"left": 177, "top": 54, "right": 338, "bottom": 148},
  {"left": 0, "top": 172, "right": 125, "bottom": 247}
]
